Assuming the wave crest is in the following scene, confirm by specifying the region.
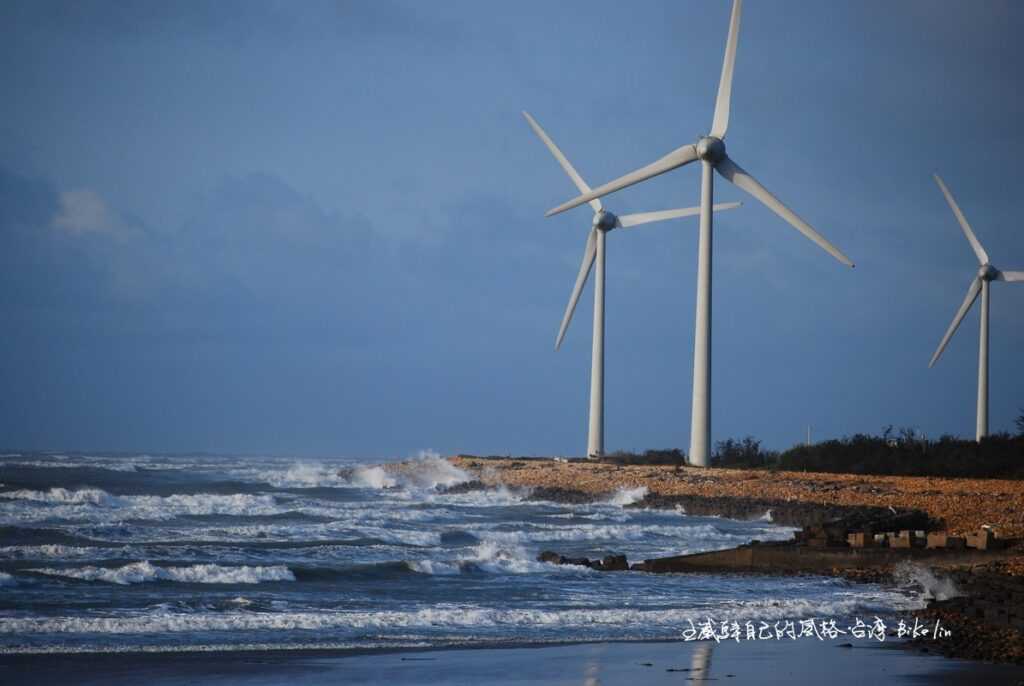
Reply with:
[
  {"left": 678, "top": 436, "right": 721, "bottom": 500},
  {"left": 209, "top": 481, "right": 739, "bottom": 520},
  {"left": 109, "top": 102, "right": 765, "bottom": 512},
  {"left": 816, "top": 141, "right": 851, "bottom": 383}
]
[
  {"left": 28, "top": 562, "right": 295, "bottom": 585},
  {"left": 350, "top": 466, "right": 397, "bottom": 489},
  {"left": 607, "top": 486, "right": 649, "bottom": 506},
  {"left": 0, "top": 487, "right": 119, "bottom": 506}
]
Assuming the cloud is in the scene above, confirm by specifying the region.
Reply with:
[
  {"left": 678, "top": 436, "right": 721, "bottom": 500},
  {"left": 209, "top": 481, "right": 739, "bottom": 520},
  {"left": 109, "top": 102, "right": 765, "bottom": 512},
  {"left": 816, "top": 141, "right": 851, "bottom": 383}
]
[{"left": 52, "top": 189, "right": 119, "bottom": 234}]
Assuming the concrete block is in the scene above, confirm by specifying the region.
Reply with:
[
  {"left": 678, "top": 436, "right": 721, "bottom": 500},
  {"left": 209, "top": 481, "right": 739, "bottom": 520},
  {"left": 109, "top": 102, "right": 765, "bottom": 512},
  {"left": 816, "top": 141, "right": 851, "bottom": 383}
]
[
  {"left": 847, "top": 532, "right": 872, "bottom": 548},
  {"left": 966, "top": 529, "right": 995, "bottom": 550},
  {"left": 945, "top": 536, "right": 966, "bottom": 550},
  {"left": 888, "top": 532, "right": 911, "bottom": 549}
]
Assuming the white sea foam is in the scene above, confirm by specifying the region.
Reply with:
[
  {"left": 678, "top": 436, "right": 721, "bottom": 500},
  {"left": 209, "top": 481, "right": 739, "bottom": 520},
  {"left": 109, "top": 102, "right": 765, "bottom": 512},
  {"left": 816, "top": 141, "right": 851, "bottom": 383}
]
[
  {"left": 407, "top": 540, "right": 594, "bottom": 577},
  {"left": 430, "top": 483, "right": 522, "bottom": 507},
  {"left": 0, "top": 487, "right": 120, "bottom": 506},
  {"left": 126, "top": 493, "right": 280, "bottom": 518},
  {"left": 465, "top": 522, "right": 793, "bottom": 546},
  {"left": 28, "top": 562, "right": 295, "bottom": 585},
  {"left": 398, "top": 455, "right": 470, "bottom": 490},
  {"left": 0, "top": 490, "right": 283, "bottom": 524},
  {"left": 406, "top": 559, "right": 461, "bottom": 575},
  {"left": 0, "top": 591, "right": 922, "bottom": 636},
  {"left": 346, "top": 455, "right": 470, "bottom": 492},
  {"left": 607, "top": 486, "right": 649, "bottom": 506},
  {"left": 0, "top": 572, "right": 15, "bottom": 586},
  {"left": 350, "top": 466, "right": 397, "bottom": 489},
  {"left": 468, "top": 540, "right": 563, "bottom": 574},
  {"left": 4, "top": 459, "right": 139, "bottom": 472},
  {"left": 893, "top": 562, "right": 960, "bottom": 601},
  {"left": 262, "top": 463, "right": 351, "bottom": 488},
  {"left": 0, "top": 544, "right": 122, "bottom": 560}
]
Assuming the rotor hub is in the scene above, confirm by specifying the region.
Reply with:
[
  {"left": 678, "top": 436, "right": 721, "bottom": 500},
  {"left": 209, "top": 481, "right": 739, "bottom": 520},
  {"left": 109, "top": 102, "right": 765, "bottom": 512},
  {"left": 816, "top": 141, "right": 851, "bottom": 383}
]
[
  {"left": 593, "top": 210, "right": 618, "bottom": 232},
  {"left": 979, "top": 263, "right": 998, "bottom": 281},
  {"left": 696, "top": 136, "right": 726, "bottom": 164}
]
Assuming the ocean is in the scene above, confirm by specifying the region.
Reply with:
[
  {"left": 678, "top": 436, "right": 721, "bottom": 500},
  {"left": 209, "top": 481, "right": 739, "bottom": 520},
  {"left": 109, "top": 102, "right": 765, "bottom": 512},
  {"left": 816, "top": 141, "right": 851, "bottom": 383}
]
[{"left": 0, "top": 452, "right": 927, "bottom": 655}]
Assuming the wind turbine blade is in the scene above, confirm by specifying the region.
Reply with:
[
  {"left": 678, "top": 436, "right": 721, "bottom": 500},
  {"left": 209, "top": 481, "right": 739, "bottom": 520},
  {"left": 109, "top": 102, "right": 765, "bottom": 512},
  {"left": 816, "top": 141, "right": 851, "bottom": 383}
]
[
  {"left": 523, "top": 111, "right": 602, "bottom": 212},
  {"left": 933, "top": 174, "right": 989, "bottom": 265},
  {"left": 617, "top": 202, "right": 741, "bottom": 228},
  {"left": 545, "top": 144, "right": 700, "bottom": 217},
  {"left": 715, "top": 155, "right": 854, "bottom": 267},
  {"left": 710, "top": 0, "right": 742, "bottom": 139},
  {"left": 996, "top": 270, "right": 1024, "bottom": 282},
  {"left": 555, "top": 228, "right": 598, "bottom": 351},
  {"left": 929, "top": 277, "right": 982, "bottom": 367}
]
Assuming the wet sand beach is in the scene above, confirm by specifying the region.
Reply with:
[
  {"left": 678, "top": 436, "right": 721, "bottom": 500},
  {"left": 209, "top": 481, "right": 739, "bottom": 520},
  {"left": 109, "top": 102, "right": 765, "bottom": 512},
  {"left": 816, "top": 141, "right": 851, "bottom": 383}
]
[{"left": 3, "top": 639, "right": 1023, "bottom": 685}]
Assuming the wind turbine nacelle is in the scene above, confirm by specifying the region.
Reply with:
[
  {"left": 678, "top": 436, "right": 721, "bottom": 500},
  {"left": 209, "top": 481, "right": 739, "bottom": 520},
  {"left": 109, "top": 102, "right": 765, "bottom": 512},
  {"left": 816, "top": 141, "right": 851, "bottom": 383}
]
[
  {"left": 979, "top": 264, "right": 999, "bottom": 281},
  {"left": 696, "top": 136, "right": 726, "bottom": 164},
  {"left": 593, "top": 210, "right": 618, "bottom": 232}
]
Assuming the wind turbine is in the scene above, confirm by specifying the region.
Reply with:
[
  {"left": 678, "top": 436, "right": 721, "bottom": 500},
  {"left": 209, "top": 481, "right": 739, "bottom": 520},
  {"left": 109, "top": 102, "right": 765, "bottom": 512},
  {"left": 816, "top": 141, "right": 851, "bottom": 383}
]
[
  {"left": 523, "top": 111, "right": 739, "bottom": 458},
  {"left": 929, "top": 173, "right": 1023, "bottom": 441},
  {"left": 542, "top": 0, "right": 854, "bottom": 466}
]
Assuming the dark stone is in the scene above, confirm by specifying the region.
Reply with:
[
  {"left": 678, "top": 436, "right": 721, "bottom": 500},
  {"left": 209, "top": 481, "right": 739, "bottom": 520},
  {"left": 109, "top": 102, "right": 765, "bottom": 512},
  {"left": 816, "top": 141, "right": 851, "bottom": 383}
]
[
  {"left": 601, "top": 554, "right": 629, "bottom": 571},
  {"left": 562, "top": 556, "right": 592, "bottom": 568},
  {"left": 537, "top": 550, "right": 630, "bottom": 571},
  {"left": 435, "top": 480, "right": 488, "bottom": 495}
]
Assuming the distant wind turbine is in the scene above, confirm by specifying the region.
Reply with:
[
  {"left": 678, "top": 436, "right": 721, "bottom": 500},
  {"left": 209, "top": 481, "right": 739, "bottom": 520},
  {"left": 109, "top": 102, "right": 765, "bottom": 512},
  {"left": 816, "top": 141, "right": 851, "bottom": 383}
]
[
  {"left": 929, "top": 173, "right": 1023, "bottom": 441},
  {"left": 542, "top": 0, "right": 854, "bottom": 466},
  {"left": 523, "top": 111, "right": 739, "bottom": 458}
]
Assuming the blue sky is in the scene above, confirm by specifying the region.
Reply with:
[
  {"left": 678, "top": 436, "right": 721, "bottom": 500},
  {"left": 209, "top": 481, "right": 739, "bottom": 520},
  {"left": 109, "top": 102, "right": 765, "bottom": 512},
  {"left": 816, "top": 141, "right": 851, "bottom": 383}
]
[{"left": 1, "top": 0, "right": 1022, "bottom": 457}]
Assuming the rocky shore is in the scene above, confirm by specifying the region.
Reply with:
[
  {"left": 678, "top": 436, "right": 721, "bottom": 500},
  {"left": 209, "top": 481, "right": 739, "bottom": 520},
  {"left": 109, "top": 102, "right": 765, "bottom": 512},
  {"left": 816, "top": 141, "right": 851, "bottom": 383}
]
[
  {"left": 447, "top": 456, "right": 1024, "bottom": 665},
  {"left": 450, "top": 456, "right": 1024, "bottom": 537}
]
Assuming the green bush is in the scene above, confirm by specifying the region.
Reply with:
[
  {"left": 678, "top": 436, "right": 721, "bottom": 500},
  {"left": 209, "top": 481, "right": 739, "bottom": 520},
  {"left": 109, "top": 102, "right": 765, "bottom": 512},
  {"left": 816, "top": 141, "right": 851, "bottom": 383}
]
[
  {"left": 776, "top": 432, "right": 1024, "bottom": 478},
  {"left": 711, "top": 437, "right": 777, "bottom": 468}
]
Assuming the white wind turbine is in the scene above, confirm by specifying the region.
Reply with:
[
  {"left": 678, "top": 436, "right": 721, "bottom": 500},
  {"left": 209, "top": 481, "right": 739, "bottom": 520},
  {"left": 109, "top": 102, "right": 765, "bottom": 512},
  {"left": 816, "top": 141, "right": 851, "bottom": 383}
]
[
  {"left": 929, "top": 173, "right": 1023, "bottom": 441},
  {"left": 523, "top": 111, "right": 739, "bottom": 458},
  {"left": 543, "top": 0, "right": 854, "bottom": 466}
]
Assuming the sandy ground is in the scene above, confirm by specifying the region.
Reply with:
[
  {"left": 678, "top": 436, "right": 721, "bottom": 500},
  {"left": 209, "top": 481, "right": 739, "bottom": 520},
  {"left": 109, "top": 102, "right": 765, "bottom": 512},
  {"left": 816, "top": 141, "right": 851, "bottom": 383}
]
[{"left": 451, "top": 457, "right": 1024, "bottom": 539}]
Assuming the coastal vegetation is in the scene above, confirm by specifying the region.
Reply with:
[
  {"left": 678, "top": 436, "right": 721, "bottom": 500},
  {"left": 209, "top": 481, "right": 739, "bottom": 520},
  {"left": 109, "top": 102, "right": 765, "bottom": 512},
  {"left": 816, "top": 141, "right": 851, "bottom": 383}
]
[
  {"left": 601, "top": 411, "right": 1024, "bottom": 478},
  {"left": 774, "top": 431, "right": 1024, "bottom": 478}
]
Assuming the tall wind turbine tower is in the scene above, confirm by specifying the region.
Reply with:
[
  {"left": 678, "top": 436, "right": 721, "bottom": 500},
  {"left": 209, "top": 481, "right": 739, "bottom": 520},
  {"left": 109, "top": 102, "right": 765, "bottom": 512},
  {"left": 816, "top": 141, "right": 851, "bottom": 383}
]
[
  {"left": 929, "top": 174, "right": 1023, "bottom": 441},
  {"left": 523, "top": 112, "right": 738, "bottom": 458},
  {"left": 543, "top": 0, "right": 853, "bottom": 466}
]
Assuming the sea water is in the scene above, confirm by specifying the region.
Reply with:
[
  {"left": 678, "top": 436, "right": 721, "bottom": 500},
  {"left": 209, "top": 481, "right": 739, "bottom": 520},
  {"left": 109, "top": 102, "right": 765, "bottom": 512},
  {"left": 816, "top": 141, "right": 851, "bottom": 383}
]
[{"left": 0, "top": 453, "right": 927, "bottom": 654}]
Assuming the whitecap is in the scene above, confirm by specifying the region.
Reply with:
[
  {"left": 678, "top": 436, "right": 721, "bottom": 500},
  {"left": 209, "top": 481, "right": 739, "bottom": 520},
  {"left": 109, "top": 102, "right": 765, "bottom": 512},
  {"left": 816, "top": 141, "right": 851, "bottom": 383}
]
[
  {"left": 0, "top": 592, "right": 923, "bottom": 636},
  {"left": 350, "top": 466, "right": 397, "bottom": 489},
  {"left": 893, "top": 562, "right": 960, "bottom": 601},
  {"left": 0, "top": 487, "right": 119, "bottom": 506},
  {"left": 28, "top": 561, "right": 295, "bottom": 585},
  {"left": 607, "top": 486, "right": 649, "bottom": 506},
  {"left": 396, "top": 454, "right": 470, "bottom": 490}
]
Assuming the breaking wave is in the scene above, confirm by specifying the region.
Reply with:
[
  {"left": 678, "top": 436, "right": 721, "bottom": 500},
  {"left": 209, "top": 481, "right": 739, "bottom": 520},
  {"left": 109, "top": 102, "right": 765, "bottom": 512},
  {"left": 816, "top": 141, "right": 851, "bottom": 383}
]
[
  {"left": 28, "top": 562, "right": 295, "bottom": 585},
  {"left": 0, "top": 489, "right": 284, "bottom": 523},
  {"left": 607, "top": 486, "right": 649, "bottom": 506},
  {"left": 1, "top": 488, "right": 119, "bottom": 506},
  {"left": 261, "top": 463, "right": 351, "bottom": 488},
  {"left": 350, "top": 466, "right": 397, "bottom": 489},
  {"left": 0, "top": 592, "right": 921, "bottom": 637},
  {"left": 406, "top": 540, "right": 580, "bottom": 576},
  {"left": 893, "top": 562, "right": 960, "bottom": 601}
]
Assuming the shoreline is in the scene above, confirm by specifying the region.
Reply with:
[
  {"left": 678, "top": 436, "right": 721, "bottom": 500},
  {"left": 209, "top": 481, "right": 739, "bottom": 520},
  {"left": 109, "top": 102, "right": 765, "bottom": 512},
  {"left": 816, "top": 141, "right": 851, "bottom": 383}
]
[
  {"left": 3, "top": 637, "right": 1022, "bottom": 685},
  {"left": 446, "top": 456, "right": 1024, "bottom": 665},
  {"left": 448, "top": 456, "right": 1024, "bottom": 538}
]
